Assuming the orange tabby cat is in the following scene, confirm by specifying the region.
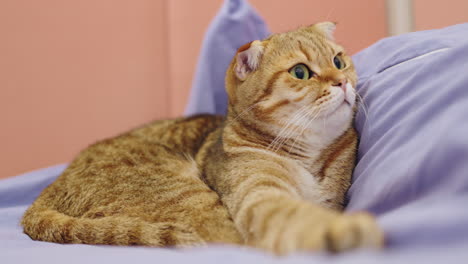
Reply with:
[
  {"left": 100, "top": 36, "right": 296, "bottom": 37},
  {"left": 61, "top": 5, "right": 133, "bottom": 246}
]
[{"left": 22, "top": 22, "right": 384, "bottom": 255}]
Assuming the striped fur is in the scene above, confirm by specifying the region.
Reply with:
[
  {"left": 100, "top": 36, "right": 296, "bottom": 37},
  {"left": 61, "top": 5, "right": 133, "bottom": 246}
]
[{"left": 22, "top": 23, "right": 383, "bottom": 255}]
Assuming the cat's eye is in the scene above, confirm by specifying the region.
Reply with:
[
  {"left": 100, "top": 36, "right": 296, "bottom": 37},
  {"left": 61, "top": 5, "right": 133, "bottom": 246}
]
[
  {"left": 333, "top": 54, "right": 346, "bottom": 69},
  {"left": 289, "top": 64, "right": 311, "bottom": 80}
]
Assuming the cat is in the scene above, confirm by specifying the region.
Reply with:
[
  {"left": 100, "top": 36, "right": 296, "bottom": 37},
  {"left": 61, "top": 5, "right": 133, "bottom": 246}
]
[{"left": 22, "top": 22, "right": 384, "bottom": 255}]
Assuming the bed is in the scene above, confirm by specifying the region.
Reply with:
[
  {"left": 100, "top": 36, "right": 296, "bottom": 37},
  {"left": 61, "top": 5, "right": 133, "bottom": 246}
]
[{"left": 2, "top": 0, "right": 468, "bottom": 262}]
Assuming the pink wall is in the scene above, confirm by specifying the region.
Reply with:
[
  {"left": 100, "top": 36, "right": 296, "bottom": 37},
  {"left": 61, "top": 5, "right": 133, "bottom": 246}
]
[
  {"left": 167, "top": 0, "right": 388, "bottom": 118},
  {"left": 414, "top": 0, "right": 468, "bottom": 30},
  {"left": 250, "top": 0, "right": 387, "bottom": 54},
  {"left": 167, "top": 1, "right": 223, "bottom": 116},
  {"left": 0, "top": 0, "right": 170, "bottom": 178},
  {"left": 2, "top": 0, "right": 467, "bottom": 178}
]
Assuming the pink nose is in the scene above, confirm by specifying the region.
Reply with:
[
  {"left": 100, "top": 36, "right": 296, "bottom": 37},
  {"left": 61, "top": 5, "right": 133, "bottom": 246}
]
[{"left": 332, "top": 79, "right": 348, "bottom": 93}]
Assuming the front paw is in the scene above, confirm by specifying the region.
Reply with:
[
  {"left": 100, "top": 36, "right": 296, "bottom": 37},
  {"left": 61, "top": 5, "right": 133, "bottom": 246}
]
[
  {"left": 277, "top": 211, "right": 384, "bottom": 255},
  {"left": 324, "top": 212, "right": 384, "bottom": 252}
]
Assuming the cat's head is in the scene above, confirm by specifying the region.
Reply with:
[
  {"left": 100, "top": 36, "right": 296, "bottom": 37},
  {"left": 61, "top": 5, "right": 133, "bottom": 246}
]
[{"left": 226, "top": 22, "right": 357, "bottom": 141}]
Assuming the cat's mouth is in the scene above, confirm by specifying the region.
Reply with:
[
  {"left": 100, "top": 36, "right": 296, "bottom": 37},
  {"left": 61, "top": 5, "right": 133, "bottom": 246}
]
[{"left": 317, "top": 86, "right": 355, "bottom": 118}]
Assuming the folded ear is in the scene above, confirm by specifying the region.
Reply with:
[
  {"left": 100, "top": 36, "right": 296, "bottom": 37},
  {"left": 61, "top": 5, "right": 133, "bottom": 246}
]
[
  {"left": 314, "top": 21, "right": 337, "bottom": 40},
  {"left": 235, "top": 40, "right": 264, "bottom": 81}
]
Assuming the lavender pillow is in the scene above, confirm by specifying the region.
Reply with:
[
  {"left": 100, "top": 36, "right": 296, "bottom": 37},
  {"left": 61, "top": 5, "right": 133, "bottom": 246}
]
[
  {"left": 348, "top": 23, "right": 468, "bottom": 248},
  {"left": 185, "top": 0, "right": 269, "bottom": 115}
]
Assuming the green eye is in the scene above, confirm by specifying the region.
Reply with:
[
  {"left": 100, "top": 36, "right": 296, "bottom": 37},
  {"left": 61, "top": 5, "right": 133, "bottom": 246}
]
[
  {"left": 333, "top": 55, "right": 346, "bottom": 69},
  {"left": 289, "top": 64, "right": 311, "bottom": 80}
]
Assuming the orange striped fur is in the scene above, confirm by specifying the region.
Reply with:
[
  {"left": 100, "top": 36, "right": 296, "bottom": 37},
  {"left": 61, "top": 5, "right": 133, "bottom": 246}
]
[{"left": 22, "top": 23, "right": 383, "bottom": 255}]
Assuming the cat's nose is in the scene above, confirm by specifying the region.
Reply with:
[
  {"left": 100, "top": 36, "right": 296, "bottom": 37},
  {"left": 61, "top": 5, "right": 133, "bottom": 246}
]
[{"left": 332, "top": 79, "right": 348, "bottom": 93}]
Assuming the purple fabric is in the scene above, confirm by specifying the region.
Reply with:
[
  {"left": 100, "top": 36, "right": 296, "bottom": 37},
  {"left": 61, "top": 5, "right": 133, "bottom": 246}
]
[
  {"left": 184, "top": 0, "right": 269, "bottom": 115},
  {"left": 2, "top": 166, "right": 468, "bottom": 263},
  {"left": 348, "top": 23, "right": 468, "bottom": 249},
  {"left": 2, "top": 0, "right": 468, "bottom": 261}
]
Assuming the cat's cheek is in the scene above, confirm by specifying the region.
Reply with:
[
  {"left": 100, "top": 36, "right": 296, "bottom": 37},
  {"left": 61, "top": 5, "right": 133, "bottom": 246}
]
[{"left": 345, "top": 84, "right": 356, "bottom": 106}]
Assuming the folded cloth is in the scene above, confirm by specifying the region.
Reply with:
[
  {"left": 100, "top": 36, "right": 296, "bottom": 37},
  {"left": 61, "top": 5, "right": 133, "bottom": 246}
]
[
  {"left": 184, "top": 0, "right": 269, "bottom": 116},
  {"left": 349, "top": 23, "right": 468, "bottom": 249}
]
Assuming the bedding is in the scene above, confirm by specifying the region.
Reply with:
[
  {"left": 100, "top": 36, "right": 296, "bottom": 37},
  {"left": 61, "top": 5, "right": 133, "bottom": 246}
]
[
  {"left": 2, "top": 0, "right": 468, "bottom": 262},
  {"left": 184, "top": 0, "right": 269, "bottom": 115},
  {"left": 2, "top": 168, "right": 467, "bottom": 263},
  {"left": 348, "top": 24, "right": 468, "bottom": 249}
]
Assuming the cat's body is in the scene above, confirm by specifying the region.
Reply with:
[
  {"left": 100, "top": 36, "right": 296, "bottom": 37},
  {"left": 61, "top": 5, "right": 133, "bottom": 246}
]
[
  {"left": 22, "top": 23, "right": 383, "bottom": 255},
  {"left": 22, "top": 116, "right": 242, "bottom": 246}
]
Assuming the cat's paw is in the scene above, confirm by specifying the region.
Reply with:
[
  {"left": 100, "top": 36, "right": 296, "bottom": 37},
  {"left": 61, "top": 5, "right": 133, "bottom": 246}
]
[
  {"left": 277, "top": 211, "right": 384, "bottom": 255},
  {"left": 324, "top": 212, "right": 384, "bottom": 252}
]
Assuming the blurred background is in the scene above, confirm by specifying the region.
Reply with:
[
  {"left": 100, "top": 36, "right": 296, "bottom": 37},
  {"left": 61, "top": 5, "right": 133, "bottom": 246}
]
[{"left": 1, "top": 0, "right": 467, "bottom": 178}]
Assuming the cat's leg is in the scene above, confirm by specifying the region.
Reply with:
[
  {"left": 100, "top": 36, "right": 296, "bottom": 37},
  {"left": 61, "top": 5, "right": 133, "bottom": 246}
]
[{"left": 219, "top": 157, "right": 383, "bottom": 255}]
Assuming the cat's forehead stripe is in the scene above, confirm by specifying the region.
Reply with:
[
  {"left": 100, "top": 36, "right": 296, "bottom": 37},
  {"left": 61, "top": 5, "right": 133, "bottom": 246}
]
[
  {"left": 297, "top": 41, "right": 312, "bottom": 62},
  {"left": 311, "top": 36, "right": 331, "bottom": 56},
  {"left": 288, "top": 37, "right": 332, "bottom": 67}
]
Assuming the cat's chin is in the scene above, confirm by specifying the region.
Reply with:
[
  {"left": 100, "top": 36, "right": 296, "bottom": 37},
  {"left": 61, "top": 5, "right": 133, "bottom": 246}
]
[
  {"left": 320, "top": 102, "right": 354, "bottom": 132},
  {"left": 317, "top": 86, "right": 355, "bottom": 119},
  {"left": 321, "top": 98, "right": 353, "bottom": 119}
]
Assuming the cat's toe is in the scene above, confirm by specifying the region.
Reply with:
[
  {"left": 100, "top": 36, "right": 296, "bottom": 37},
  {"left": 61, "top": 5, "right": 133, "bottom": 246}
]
[{"left": 325, "top": 212, "right": 384, "bottom": 252}]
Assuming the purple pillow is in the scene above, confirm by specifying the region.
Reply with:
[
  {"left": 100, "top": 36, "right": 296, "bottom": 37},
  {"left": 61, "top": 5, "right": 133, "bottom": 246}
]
[
  {"left": 185, "top": 0, "right": 269, "bottom": 115},
  {"left": 348, "top": 23, "right": 468, "bottom": 248}
]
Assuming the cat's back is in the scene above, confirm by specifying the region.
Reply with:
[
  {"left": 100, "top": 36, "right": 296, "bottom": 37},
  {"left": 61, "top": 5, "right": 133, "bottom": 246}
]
[
  {"left": 62, "top": 114, "right": 224, "bottom": 191},
  {"left": 50, "top": 114, "right": 225, "bottom": 213},
  {"left": 74, "top": 114, "right": 223, "bottom": 170},
  {"left": 131, "top": 114, "right": 224, "bottom": 145},
  {"left": 22, "top": 114, "right": 241, "bottom": 246}
]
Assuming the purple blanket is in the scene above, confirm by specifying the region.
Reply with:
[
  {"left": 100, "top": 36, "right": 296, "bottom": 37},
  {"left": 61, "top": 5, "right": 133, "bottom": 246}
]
[
  {"left": 2, "top": 0, "right": 468, "bottom": 262},
  {"left": 1, "top": 165, "right": 467, "bottom": 263}
]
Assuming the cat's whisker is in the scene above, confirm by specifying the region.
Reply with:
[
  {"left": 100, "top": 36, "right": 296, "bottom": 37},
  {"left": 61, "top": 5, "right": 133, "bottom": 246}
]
[
  {"left": 288, "top": 107, "right": 322, "bottom": 153},
  {"left": 227, "top": 103, "right": 258, "bottom": 124},
  {"left": 270, "top": 105, "right": 311, "bottom": 152},
  {"left": 288, "top": 110, "right": 317, "bottom": 152},
  {"left": 276, "top": 106, "right": 308, "bottom": 135},
  {"left": 267, "top": 106, "right": 308, "bottom": 152},
  {"left": 272, "top": 108, "right": 310, "bottom": 150},
  {"left": 325, "top": 6, "right": 336, "bottom": 21},
  {"left": 267, "top": 111, "right": 298, "bottom": 151},
  {"left": 355, "top": 92, "right": 371, "bottom": 129},
  {"left": 277, "top": 106, "right": 313, "bottom": 150},
  {"left": 322, "top": 110, "right": 327, "bottom": 133},
  {"left": 274, "top": 109, "right": 311, "bottom": 153},
  {"left": 267, "top": 117, "right": 297, "bottom": 151}
]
